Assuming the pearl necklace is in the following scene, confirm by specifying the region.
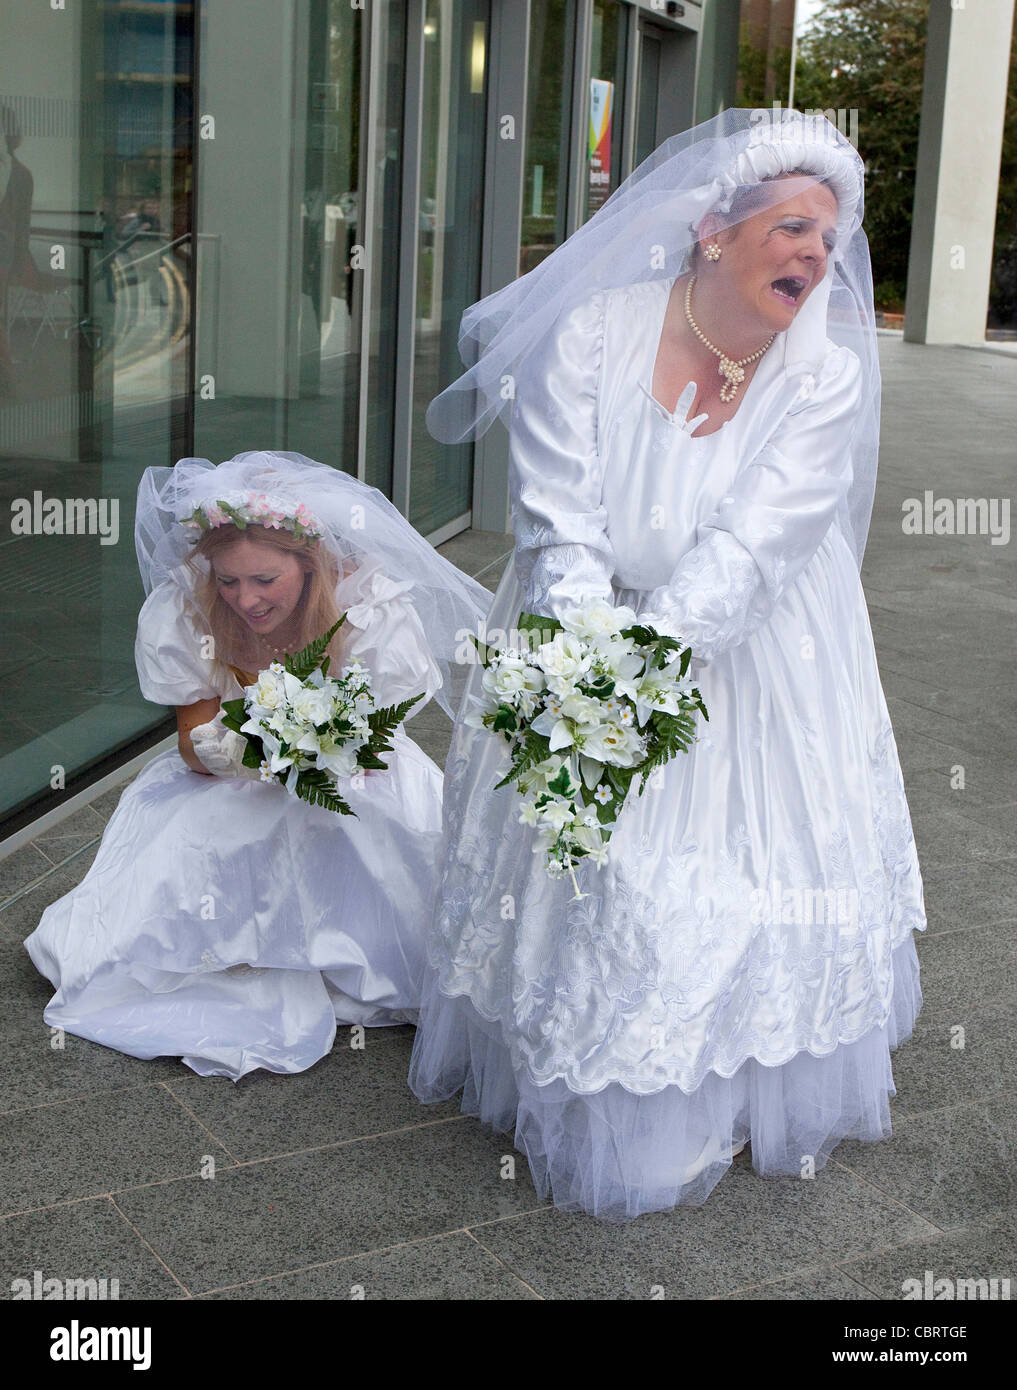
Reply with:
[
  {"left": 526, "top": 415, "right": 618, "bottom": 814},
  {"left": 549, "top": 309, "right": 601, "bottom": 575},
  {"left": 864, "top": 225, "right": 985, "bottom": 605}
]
[
  {"left": 252, "top": 627, "right": 297, "bottom": 665},
  {"left": 683, "top": 275, "right": 775, "bottom": 403}
]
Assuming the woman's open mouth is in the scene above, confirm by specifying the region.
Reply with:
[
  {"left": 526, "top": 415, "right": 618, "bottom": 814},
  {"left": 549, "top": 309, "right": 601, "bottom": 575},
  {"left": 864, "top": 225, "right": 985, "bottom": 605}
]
[
  {"left": 771, "top": 276, "right": 808, "bottom": 306},
  {"left": 247, "top": 608, "right": 274, "bottom": 625}
]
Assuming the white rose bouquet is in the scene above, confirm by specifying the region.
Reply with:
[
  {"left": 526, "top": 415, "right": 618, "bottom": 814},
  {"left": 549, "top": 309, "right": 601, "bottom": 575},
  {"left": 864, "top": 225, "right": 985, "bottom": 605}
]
[
  {"left": 467, "top": 601, "right": 708, "bottom": 895},
  {"left": 220, "top": 619, "right": 423, "bottom": 815}
]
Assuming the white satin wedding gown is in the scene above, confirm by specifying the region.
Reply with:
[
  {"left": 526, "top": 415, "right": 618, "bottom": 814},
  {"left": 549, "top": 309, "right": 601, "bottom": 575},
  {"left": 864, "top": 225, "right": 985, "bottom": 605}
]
[
  {"left": 409, "top": 277, "right": 927, "bottom": 1219},
  {"left": 26, "top": 558, "right": 445, "bottom": 1080}
]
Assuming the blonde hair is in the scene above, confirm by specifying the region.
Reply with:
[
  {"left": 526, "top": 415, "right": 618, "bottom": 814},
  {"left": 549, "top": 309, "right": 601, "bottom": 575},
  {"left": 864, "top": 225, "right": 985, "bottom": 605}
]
[{"left": 187, "top": 524, "right": 349, "bottom": 677}]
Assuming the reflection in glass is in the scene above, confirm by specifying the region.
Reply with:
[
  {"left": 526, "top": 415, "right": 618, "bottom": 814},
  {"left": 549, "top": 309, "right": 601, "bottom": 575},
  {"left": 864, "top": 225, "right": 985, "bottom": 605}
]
[
  {"left": 409, "top": 0, "right": 489, "bottom": 537},
  {"left": 736, "top": 0, "right": 794, "bottom": 109},
  {"left": 634, "top": 29, "right": 662, "bottom": 169},
  {"left": 193, "top": 0, "right": 367, "bottom": 480},
  {"left": 520, "top": 0, "right": 574, "bottom": 276},
  {"left": 364, "top": 0, "right": 406, "bottom": 497},
  {"left": 0, "top": 0, "right": 195, "bottom": 823},
  {"left": 586, "top": 0, "right": 627, "bottom": 223}
]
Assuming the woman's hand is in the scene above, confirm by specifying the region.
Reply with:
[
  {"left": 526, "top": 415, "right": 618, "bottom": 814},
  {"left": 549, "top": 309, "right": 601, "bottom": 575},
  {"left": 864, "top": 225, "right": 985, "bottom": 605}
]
[
  {"left": 189, "top": 717, "right": 259, "bottom": 779},
  {"left": 176, "top": 700, "right": 258, "bottom": 778},
  {"left": 189, "top": 722, "right": 233, "bottom": 773}
]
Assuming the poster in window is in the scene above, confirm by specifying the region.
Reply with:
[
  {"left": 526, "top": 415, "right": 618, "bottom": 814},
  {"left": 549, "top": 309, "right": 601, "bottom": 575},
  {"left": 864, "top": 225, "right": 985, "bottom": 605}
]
[{"left": 588, "top": 78, "right": 613, "bottom": 215}]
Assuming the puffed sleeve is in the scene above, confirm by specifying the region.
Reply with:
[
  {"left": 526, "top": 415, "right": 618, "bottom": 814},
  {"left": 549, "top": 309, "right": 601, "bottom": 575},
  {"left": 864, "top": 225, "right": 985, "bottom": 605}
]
[
  {"left": 338, "top": 563, "right": 443, "bottom": 709},
  {"left": 508, "top": 289, "right": 616, "bottom": 620},
  {"left": 640, "top": 345, "right": 863, "bottom": 663},
  {"left": 135, "top": 581, "right": 224, "bottom": 706}
]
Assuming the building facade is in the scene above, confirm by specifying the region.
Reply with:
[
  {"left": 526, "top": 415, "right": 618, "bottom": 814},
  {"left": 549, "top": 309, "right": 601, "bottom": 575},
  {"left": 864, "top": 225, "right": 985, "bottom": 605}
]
[{"left": 0, "top": 0, "right": 722, "bottom": 836}]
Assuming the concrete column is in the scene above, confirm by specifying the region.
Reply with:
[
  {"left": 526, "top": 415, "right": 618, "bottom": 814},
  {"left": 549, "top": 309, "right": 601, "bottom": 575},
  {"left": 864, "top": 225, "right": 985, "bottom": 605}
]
[{"left": 905, "top": 0, "right": 1016, "bottom": 345}]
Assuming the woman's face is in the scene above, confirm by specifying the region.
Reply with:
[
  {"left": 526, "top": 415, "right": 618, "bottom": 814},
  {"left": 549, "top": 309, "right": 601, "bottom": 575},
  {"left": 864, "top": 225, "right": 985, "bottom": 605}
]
[
  {"left": 706, "top": 179, "right": 839, "bottom": 334},
  {"left": 212, "top": 536, "right": 306, "bottom": 637}
]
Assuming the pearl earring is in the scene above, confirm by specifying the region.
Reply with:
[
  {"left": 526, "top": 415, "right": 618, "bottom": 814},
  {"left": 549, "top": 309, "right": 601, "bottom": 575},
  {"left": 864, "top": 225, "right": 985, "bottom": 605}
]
[{"left": 704, "top": 242, "right": 722, "bottom": 262}]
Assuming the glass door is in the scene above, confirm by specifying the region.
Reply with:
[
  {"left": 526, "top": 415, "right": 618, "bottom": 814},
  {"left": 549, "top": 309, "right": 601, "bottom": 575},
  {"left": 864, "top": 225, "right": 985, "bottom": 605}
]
[
  {"left": 635, "top": 23, "right": 663, "bottom": 169},
  {"left": 409, "top": 0, "right": 489, "bottom": 537},
  {"left": 585, "top": 0, "right": 628, "bottom": 223},
  {"left": 521, "top": 0, "right": 577, "bottom": 275}
]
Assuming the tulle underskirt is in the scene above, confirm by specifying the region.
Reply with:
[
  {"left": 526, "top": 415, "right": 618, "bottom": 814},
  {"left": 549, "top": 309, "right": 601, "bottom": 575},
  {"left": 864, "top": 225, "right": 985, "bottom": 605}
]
[{"left": 408, "top": 932, "right": 922, "bottom": 1221}]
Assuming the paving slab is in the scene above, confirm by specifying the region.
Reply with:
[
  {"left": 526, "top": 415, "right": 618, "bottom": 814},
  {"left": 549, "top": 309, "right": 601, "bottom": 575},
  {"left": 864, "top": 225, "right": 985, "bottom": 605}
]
[
  {"left": 466, "top": 1159, "right": 938, "bottom": 1301},
  {"left": 0, "top": 1084, "right": 240, "bottom": 1217},
  {"left": 164, "top": 1031, "right": 459, "bottom": 1163},
  {"left": 1, "top": 1196, "right": 185, "bottom": 1300},
  {"left": 197, "top": 1230, "right": 540, "bottom": 1300},
  {"left": 112, "top": 1119, "right": 545, "bottom": 1294}
]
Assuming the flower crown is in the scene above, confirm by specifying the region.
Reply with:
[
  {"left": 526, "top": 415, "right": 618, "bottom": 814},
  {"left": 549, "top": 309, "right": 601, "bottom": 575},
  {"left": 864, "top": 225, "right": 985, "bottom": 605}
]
[{"left": 180, "top": 491, "right": 324, "bottom": 542}]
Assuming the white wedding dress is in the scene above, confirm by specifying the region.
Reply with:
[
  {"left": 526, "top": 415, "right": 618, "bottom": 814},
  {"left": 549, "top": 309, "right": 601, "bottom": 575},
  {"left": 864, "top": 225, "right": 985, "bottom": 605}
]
[
  {"left": 26, "top": 558, "right": 445, "bottom": 1081},
  {"left": 409, "top": 278, "right": 927, "bottom": 1219}
]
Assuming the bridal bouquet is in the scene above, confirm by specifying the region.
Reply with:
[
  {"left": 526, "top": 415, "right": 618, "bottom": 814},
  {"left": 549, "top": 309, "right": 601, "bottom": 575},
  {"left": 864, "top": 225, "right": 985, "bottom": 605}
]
[
  {"left": 220, "top": 619, "right": 423, "bottom": 816},
  {"left": 466, "top": 600, "right": 708, "bottom": 894}
]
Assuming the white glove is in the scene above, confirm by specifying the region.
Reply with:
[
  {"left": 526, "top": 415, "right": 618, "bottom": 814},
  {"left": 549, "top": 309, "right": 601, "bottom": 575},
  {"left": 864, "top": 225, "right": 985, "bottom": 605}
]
[
  {"left": 189, "top": 714, "right": 261, "bottom": 779},
  {"left": 638, "top": 611, "right": 708, "bottom": 679}
]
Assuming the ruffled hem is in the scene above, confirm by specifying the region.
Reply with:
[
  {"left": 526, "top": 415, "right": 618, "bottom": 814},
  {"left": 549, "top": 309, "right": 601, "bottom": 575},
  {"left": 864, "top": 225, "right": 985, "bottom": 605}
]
[
  {"left": 22, "top": 737, "right": 438, "bottom": 1083},
  {"left": 408, "top": 932, "right": 922, "bottom": 1221},
  {"left": 29, "top": 952, "right": 419, "bottom": 1082}
]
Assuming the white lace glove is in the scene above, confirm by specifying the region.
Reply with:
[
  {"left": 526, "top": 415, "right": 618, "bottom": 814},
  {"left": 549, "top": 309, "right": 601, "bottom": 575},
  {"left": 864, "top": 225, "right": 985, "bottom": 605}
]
[
  {"left": 638, "top": 609, "right": 709, "bottom": 680},
  {"left": 189, "top": 714, "right": 261, "bottom": 779}
]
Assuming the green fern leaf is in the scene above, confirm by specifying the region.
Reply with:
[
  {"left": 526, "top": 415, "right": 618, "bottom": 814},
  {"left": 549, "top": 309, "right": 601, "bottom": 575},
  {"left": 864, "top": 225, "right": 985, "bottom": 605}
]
[
  {"left": 294, "top": 778, "right": 355, "bottom": 816},
  {"left": 493, "top": 730, "right": 549, "bottom": 790},
  {"left": 287, "top": 617, "right": 347, "bottom": 680},
  {"left": 367, "top": 692, "right": 424, "bottom": 742}
]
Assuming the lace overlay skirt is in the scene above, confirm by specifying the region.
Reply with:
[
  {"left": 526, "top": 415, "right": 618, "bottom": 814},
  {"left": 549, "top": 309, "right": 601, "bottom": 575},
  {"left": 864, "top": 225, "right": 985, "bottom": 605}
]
[{"left": 409, "top": 537, "right": 926, "bottom": 1219}]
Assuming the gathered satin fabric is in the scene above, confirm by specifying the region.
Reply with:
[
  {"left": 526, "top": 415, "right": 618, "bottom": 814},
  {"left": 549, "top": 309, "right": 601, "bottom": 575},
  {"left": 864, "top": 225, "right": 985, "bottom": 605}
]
[
  {"left": 25, "top": 559, "right": 445, "bottom": 1081},
  {"left": 409, "top": 278, "right": 926, "bottom": 1218}
]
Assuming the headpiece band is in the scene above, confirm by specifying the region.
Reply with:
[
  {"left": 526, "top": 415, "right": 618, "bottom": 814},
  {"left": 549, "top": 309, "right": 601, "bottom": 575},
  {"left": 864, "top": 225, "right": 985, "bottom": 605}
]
[{"left": 180, "top": 491, "right": 325, "bottom": 543}]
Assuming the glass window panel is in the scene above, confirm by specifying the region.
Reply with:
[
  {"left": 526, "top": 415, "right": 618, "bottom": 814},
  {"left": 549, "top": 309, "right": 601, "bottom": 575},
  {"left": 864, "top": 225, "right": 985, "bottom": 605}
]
[
  {"left": 520, "top": 0, "right": 574, "bottom": 276},
  {"left": 364, "top": 0, "right": 407, "bottom": 497},
  {"left": 586, "top": 0, "right": 627, "bottom": 223},
  {"left": 409, "top": 0, "right": 489, "bottom": 537},
  {"left": 635, "top": 30, "right": 662, "bottom": 169},
  {"left": 0, "top": 0, "right": 194, "bottom": 824},
  {"left": 736, "top": 0, "right": 794, "bottom": 109},
  {"left": 192, "top": 0, "right": 370, "bottom": 479}
]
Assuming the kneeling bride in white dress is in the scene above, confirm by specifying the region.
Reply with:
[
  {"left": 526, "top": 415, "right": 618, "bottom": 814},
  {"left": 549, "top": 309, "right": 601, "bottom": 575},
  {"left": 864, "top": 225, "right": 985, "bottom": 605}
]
[{"left": 25, "top": 450, "right": 491, "bottom": 1080}]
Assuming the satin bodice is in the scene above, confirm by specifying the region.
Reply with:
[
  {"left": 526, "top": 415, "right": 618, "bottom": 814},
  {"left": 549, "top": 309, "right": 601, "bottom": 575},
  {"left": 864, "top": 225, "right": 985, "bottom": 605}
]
[
  {"left": 598, "top": 277, "right": 782, "bottom": 592},
  {"left": 508, "top": 277, "right": 863, "bottom": 663}
]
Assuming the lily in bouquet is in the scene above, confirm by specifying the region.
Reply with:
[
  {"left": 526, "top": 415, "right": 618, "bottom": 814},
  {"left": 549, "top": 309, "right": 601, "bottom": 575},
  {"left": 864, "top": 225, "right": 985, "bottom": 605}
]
[
  {"left": 466, "top": 600, "right": 708, "bottom": 896},
  {"left": 220, "top": 618, "right": 424, "bottom": 815}
]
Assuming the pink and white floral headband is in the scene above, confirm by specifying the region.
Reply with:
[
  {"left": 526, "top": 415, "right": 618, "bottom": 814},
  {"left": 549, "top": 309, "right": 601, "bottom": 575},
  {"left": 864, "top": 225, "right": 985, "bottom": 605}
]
[{"left": 180, "top": 490, "right": 325, "bottom": 542}]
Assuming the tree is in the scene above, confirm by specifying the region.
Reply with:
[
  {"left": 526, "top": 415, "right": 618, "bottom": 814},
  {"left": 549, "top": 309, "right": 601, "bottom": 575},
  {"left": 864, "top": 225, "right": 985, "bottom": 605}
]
[
  {"left": 794, "top": 0, "right": 1016, "bottom": 324},
  {"left": 794, "top": 0, "right": 928, "bottom": 312}
]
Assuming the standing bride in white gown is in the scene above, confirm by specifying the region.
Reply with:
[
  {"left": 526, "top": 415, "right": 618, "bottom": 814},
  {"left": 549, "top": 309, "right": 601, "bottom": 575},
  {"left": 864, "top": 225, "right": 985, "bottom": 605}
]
[
  {"left": 25, "top": 450, "right": 491, "bottom": 1081},
  {"left": 409, "top": 109, "right": 927, "bottom": 1219}
]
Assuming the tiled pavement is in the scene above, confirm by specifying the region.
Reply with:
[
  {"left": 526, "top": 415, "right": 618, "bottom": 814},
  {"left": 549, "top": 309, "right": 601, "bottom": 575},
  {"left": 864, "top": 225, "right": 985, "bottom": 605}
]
[{"left": 1, "top": 337, "right": 1015, "bottom": 1300}]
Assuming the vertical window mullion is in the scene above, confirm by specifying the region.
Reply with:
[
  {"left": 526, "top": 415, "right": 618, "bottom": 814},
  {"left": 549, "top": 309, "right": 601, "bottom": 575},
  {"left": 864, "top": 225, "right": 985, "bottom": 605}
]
[{"left": 391, "top": 1, "right": 425, "bottom": 517}]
